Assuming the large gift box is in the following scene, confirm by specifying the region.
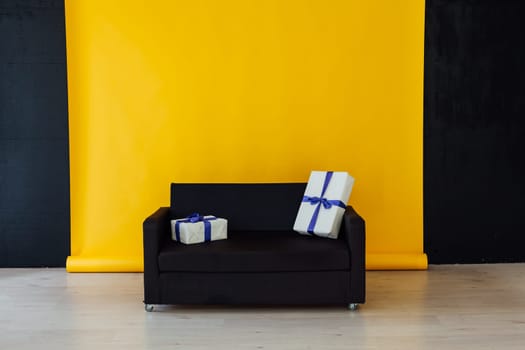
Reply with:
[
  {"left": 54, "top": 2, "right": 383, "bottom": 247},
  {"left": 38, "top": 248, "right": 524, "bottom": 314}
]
[
  {"left": 293, "top": 171, "right": 354, "bottom": 239},
  {"left": 171, "top": 213, "right": 228, "bottom": 244}
]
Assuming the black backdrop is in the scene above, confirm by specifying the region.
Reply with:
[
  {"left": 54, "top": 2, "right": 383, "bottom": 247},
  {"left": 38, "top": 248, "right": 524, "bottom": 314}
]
[
  {"left": 0, "top": 0, "right": 70, "bottom": 266},
  {"left": 1, "top": 0, "right": 524, "bottom": 266},
  {"left": 424, "top": 0, "right": 525, "bottom": 263}
]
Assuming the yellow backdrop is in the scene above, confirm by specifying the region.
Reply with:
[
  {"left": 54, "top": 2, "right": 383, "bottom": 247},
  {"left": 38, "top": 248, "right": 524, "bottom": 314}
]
[{"left": 65, "top": 0, "right": 427, "bottom": 272}]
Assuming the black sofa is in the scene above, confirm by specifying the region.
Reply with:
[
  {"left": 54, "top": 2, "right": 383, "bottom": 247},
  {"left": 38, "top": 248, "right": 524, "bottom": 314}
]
[{"left": 143, "top": 183, "right": 365, "bottom": 311}]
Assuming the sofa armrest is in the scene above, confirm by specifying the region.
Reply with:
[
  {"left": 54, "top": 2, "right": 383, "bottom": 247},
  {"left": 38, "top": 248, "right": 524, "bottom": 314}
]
[
  {"left": 341, "top": 206, "right": 366, "bottom": 303},
  {"left": 143, "top": 207, "right": 170, "bottom": 303}
]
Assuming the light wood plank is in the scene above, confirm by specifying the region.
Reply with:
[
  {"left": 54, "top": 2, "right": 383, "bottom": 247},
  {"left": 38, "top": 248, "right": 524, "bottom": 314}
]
[{"left": 1, "top": 264, "right": 525, "bottom": 349}]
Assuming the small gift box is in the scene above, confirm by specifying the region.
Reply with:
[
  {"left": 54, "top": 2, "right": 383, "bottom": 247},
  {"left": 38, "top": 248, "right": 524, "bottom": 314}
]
[
  {"left": 171, "top": 213, "right": 228, "bottom": 244},
  {"left": 293, "top": 171, "right": 354, "bottom": 239}
]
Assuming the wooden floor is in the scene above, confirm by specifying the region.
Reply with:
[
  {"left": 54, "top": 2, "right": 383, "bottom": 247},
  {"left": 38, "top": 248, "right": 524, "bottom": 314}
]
[{"left": 1, "top": 264, "right": 525, "bottom": 349}]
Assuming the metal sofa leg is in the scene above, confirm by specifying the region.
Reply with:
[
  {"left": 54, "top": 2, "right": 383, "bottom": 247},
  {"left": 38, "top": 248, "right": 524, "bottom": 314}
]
[
  {"left": 145, "top": 304, "right": 154, "bottom": 312},
  {"left": 348, "top": 303, "right": 359, "bottom": 311}
]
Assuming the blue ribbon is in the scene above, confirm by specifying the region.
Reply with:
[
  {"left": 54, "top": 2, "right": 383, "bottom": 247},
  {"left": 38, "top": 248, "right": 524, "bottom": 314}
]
[
  {"left": 174, "top": 213, "right": 217, "bottom": 242},
  {"left": 302, "top": 171, "right": 346, "bottom": 235}
]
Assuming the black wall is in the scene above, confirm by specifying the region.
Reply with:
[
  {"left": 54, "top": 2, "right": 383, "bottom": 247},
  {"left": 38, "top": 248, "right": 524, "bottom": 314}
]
[
  {"left": 424, "top": 0, "right": 525, "bottom": 263},
  {"left": 0, "top": 0, "right": 69, "bottom": 266}
]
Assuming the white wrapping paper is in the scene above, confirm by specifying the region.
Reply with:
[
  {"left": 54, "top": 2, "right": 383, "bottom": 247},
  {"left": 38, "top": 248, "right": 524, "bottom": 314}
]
[
  {"left": 293, "top": 171, "right": 354, "bottom": 239},
  {"left": 171, "top": 215, "right": 228, "bottom": 244}
]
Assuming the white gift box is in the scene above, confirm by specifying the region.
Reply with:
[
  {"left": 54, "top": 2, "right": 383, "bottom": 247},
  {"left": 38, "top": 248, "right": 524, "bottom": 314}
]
[
  {"left": 171, "top": 214, "right": 228, "bottom": 244},
  {"left": 293, "top": 171, "right": 354, "bottom": 239}
]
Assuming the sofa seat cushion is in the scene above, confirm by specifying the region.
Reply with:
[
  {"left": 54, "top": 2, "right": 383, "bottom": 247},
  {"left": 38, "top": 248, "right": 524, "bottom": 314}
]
[{"left": 158, "top": 230, "right": 350, "bottom": 272}]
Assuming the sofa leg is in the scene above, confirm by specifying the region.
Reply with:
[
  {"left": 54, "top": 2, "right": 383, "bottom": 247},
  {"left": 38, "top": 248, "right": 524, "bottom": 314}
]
[
  {"left": 145, "top": 304, "right": 154, "bottom": 312},
  {"left": 348, "top": 303, "right": 359, "bottom": 311}
]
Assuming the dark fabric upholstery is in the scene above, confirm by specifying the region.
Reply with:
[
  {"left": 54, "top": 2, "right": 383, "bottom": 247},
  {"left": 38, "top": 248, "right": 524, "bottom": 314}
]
[
  {"left": 143, "top": 183, "right": 366, "bottom": 307},
  {"left": 158, "top": 230, "right": 350, "bottom": 272},
  {"left": 143, "top": 207, "right": 170, "bottom": 304},
  {"left": 343, "top": 207, "right": 366, "bottom": 303},
  {"left": 159, "top": 271, "right": 351, "bottom": 305},
  {"left": 170, "top": 183, "right": 306, "bottom": 231}
]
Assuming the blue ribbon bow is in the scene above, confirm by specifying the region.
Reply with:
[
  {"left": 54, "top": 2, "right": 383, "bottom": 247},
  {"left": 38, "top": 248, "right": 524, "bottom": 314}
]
[
  {"left": 175, "top": 213, "right": 217, "bottom": 242},
  {"left": 302, "top": 171, "right": 346, "bottom": 235}
]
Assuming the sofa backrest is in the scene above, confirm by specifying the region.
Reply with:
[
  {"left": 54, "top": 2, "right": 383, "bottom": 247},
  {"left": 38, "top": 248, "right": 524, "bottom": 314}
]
[{"left": 170, "top": 183, "right": 306, "bottom": 231}]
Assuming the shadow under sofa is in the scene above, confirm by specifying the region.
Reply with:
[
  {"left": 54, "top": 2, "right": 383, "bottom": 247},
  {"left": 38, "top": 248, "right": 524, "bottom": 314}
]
[{"left": 143, "top": 183, "right": 365, "bottom": 310}]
